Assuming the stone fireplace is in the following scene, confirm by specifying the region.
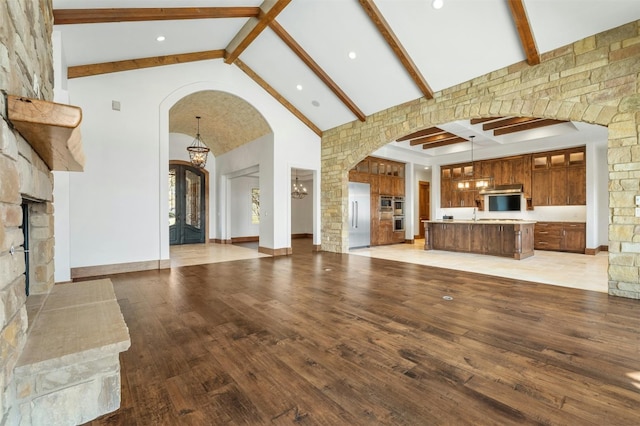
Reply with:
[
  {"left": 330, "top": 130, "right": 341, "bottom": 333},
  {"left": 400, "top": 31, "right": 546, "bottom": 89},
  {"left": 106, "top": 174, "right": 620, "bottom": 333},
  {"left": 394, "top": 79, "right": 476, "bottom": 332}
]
[{"left": 1, "top": 2, "right": 130, "bottom": 424}]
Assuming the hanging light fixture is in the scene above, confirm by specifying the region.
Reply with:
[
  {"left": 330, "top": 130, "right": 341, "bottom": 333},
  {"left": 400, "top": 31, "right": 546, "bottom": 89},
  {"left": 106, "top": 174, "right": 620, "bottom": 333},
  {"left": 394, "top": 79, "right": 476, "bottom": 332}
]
[
  {"left": 187, "top": 116, "right": 210, "bottom": 168},
  {"left": 291, "top": 170, "right": 308, "bottom": 199},
  {"left": 453, "top": 135, "right": 493, "bottom": 191}
]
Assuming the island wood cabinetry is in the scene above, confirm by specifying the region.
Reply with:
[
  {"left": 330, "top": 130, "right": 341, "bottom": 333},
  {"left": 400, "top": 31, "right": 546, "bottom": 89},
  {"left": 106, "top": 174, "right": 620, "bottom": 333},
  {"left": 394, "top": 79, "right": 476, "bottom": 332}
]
[
  {"left": 349, "top": 156, "right": 405, "bottom": 245},
  {"left": 534, "top": 222, "right": 586, "bottom": 253},
  {"left": 423, "top": 220, "right": 535, "bottom": 260}
]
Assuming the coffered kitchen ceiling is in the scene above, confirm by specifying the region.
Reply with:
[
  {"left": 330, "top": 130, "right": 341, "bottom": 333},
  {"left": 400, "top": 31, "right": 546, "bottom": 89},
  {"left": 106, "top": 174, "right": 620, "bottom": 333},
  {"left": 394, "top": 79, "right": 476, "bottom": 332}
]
[{"left": 52, "top": 0, "right": 640, "bottom": 157}]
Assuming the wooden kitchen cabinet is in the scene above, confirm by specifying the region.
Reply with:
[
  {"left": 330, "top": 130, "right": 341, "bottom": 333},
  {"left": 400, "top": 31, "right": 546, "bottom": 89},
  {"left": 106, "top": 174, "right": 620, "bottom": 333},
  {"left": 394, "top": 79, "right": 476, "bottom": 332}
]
[
  {"left": 441, "top": 163, "right": 477, "bottom": 208},
  {"left": 469, "top": 223, "right": 485, "bottom": 253},
  {"left": 531, "top": 147, "right": 586, "bottom": 207},
  {"left": 485, "top": 224, "right": 515, "bottom": 257},
  {"left": 562, "top": 223, "right": 586, "bottom": 252},
  {"left": 534, "top": 222, "right": 586, "bottom": 253},
  {"left": 566, "top": 166, "right": 586, "bottom": 205}
]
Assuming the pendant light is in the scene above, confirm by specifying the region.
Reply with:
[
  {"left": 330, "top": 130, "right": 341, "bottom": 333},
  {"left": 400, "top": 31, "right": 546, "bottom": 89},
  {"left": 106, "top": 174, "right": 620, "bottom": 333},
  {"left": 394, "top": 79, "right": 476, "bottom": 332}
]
[
  {"left": 291, "top": 170, "right": 308, "bottom": 199},
  {"left": 453, "top": 135, "right": 493, "bottom": 191},
  {"left": 187, "top": 116, "right": 210, "bottom": 168}
]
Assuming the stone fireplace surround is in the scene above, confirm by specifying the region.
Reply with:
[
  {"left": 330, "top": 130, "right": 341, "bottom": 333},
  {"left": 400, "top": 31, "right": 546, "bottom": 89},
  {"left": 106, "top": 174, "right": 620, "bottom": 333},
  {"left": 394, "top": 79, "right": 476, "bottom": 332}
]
[
  {"left": 1, "top": 92, "right": 131, "bottom": 425},
  {"left": 1, "top": 1, "right": 130, "bottom": 424}
]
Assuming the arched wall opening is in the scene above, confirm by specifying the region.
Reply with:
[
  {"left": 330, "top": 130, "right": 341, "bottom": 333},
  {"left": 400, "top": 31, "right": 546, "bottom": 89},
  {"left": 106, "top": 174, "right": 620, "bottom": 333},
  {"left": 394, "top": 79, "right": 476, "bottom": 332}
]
[
  {"left": 160, "top": 83, "right": 275, "bottom": 261},
  {"left": 320, "top": 22, "right": 638, "bottom": 298}
]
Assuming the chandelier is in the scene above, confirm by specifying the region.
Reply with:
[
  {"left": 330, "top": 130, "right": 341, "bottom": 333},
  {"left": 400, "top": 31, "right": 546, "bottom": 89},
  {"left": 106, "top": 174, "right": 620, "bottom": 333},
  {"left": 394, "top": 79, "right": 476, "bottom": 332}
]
[
  {"left": 187, "top": 116, "right": 210, "bottom": 168},
  {"left": 454, "top": 135, "right": 493, "bottom": 191},
  {"left": 291, "top": 171, "right": 308, "bottom": 199}
]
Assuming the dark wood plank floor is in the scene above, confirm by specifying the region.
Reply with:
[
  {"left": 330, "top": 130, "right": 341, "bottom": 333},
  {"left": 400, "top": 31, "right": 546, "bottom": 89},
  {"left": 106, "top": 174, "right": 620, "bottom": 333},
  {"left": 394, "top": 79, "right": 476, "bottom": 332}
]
[{"left": 85, "top": 239, "right": 640, "bottom": 425}]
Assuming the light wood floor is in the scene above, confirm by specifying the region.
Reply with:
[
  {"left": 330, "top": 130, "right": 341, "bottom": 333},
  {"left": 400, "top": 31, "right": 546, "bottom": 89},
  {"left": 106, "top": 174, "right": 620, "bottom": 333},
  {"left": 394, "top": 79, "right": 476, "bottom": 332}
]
[{"left": 86, "top": 239, "right": 639, "bottom": 425}]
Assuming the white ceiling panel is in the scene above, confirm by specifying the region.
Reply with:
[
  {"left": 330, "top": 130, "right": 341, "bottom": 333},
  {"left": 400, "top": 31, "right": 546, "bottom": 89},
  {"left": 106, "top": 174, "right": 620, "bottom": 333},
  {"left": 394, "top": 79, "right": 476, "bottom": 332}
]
[
  {"left": 375, "top": 0, "right": 526, "bottom": 92},
  {"left": 278, "top": 0, "right": 423, "bottom": 117},
  {"left": 241, "top": 28, "right": 356, "bottom": 131},
  {"left": 57, "top": 19, "right": 249, "bottom": 66},
  {"left": 524, "top": 0, "right": 640, "bottom": 52}
]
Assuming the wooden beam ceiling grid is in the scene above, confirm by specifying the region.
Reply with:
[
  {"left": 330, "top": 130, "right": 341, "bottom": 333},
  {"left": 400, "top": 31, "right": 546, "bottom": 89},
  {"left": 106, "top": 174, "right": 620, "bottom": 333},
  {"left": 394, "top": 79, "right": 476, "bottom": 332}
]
[
  {"left": 493, "top": 119, "right": 566, "bottom": 136},
  {"left": 422, "top": 137, "right": 468, "bottom": 150},
  {"left": 470, "top": 117, "right": 504, "bottom": 125},
  {"left": 482, "top": 116, "right": 540, "bottom": 131},
  {"left": 409, "top": 132, "right": 458, "bottom": 146},
  {"left": 397, "top": 127, "right": 444, "bottom": 141}
]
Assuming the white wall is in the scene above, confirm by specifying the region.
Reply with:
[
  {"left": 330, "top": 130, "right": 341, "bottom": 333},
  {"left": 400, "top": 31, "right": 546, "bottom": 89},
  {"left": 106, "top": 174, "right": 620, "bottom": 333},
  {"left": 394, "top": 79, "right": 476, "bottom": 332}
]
[
  {"left": 64, "top": 59, "right": 320, "bottom": 269},
  {"left": 291, "top": 178, "right": 313, "bottom": 234}
]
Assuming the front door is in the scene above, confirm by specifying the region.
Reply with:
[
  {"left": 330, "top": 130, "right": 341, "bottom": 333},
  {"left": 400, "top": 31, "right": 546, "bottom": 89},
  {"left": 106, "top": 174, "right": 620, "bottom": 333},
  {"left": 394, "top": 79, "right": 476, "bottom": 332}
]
[{"left": 169, "top": 164, "right": 206, "bottom": 245}]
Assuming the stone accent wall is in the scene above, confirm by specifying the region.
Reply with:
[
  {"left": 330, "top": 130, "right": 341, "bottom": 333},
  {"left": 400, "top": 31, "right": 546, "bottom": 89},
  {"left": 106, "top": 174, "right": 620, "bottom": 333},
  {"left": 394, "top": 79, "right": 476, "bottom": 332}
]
[
  {"left": 0, "top": 0, "right": 54, "bottom": 424},
  {"left": 321, "top": 21, "right": 640, "bottom": 299}
]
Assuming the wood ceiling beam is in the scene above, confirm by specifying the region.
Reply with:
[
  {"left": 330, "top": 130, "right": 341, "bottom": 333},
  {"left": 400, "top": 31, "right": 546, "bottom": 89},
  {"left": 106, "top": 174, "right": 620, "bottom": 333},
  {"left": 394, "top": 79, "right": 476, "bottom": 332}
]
[
  {"left": 493, "top": 119, "right": 565, "bottom": 136},
  {"left": 52, "top": 7, "right": 260, "bottom": 24},
  {"left": 225, "top": 0, "right": 292, "bottom": 65},
  {"left": 397, "top": 127, "right": 443, "bottom": 141},
  {"left": 234, "top": 58, "right": 321, "bottom": 137},
  {"left": 358, "top": 0, "right": 433, "bottom": 99},
  {"left": 269, "top": 20, "right": 366, "bottom": 122},
  {"left": 67, "top": 50, "right": 226, "bottom": 79},
  {"left": 507, "top": 0, "right": 540, "bottom": 65},
  {"left": 422, "top": 137, "right": 467, "bottom": 150},
  {"left": 470, "top": 117, "right": 503, "bottom": 125},
  {"left": 482, "top": 116, "right": 539, "bottom": 131},
  {"left": 409, "top": 132, "right": 456, "bottom": 146}
]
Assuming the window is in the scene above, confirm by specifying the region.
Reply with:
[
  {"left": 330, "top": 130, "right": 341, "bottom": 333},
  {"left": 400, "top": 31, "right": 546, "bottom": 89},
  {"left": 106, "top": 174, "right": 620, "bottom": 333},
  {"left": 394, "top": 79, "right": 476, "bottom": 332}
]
[{"left": 251, "top": 188, "right": 260, "bottom": 224}]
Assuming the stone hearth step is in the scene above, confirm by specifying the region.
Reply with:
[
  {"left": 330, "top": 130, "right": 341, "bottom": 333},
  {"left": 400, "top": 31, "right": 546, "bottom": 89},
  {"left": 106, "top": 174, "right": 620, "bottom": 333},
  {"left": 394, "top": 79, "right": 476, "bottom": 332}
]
[{"left": 13, "top": 279, "right": 130, "bottom": 425}]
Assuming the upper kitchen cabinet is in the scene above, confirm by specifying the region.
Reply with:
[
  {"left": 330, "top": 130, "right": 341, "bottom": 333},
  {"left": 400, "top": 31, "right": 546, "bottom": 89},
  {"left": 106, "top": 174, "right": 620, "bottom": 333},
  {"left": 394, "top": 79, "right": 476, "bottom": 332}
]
[
  {"left": 441, "top": 162, "right": 476, "bottom": 208},
  {"left": 531, "top": 146, "right": 586, "bottom": 206}
]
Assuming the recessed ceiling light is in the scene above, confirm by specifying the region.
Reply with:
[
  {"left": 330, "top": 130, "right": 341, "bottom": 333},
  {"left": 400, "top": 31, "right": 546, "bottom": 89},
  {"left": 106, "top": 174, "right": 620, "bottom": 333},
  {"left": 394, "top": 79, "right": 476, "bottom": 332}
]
[
  {"left": 432, "top": 0, "right": 443, "bottom": 9},
  {"left": 311, "top": 100, "right": 320, "bottom": 107},
  {"left": 424, "top": 166, "right": 430, "bottom": 170},
  {"left": 348, "top": 51, "right": 357, "bottom": 60},
  {"left": 296, "top": 84, "right": 303, "bottom": 91},
  {"left": 156, "top": 35, "right": 165, "bottom": 42}
]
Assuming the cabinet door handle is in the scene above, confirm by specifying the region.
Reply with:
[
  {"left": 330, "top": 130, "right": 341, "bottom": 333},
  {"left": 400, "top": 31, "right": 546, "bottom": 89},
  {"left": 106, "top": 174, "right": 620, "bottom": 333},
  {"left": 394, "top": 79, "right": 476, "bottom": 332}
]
[{"left": 538, "top": 231, "right": 548, "bottom": 234}]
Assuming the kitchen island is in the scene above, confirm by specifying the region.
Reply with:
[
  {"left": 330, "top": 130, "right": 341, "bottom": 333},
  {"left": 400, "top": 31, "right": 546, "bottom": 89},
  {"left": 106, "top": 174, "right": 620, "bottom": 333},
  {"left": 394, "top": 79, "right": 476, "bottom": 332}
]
[{"left": 423, "top": 219, "right": 535, "bottom": 260}]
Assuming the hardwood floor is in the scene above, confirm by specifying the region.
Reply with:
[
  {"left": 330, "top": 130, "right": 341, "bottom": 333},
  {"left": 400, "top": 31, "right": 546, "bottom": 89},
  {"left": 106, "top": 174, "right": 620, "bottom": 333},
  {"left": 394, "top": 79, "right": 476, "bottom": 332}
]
[{"left": 86, "top": 239, "right": 640, "bottom": 425}]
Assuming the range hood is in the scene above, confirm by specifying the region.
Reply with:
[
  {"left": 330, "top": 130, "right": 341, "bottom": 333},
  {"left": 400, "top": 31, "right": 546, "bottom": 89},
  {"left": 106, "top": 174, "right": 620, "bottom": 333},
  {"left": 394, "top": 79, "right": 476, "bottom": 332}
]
[{"left": 479, "top": 183, "right": 523, "bottom": 195}]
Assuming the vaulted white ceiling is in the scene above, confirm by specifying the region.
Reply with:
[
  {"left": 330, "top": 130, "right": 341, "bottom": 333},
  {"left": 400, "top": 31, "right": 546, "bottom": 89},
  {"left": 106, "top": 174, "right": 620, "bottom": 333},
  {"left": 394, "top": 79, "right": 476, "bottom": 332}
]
[{"left": 52, "top": 0, "right": 640, "bottom": 160}]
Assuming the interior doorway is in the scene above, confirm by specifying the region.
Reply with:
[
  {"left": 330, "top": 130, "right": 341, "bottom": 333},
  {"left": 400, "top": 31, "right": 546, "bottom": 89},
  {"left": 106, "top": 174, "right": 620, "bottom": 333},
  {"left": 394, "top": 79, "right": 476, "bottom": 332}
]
[
  {"left": 169, "top": 163, "right": 207, "bottom": 245},
  {"left": 418, "top": 181, "right": 430, "bottom": 239}
]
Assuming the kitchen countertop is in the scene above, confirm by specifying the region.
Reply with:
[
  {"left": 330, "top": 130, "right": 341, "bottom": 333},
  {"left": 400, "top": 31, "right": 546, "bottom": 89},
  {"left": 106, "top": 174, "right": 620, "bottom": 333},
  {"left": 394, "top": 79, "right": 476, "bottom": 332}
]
[{"left": 423, "top": 219, "right": 537, "bottom": 225}]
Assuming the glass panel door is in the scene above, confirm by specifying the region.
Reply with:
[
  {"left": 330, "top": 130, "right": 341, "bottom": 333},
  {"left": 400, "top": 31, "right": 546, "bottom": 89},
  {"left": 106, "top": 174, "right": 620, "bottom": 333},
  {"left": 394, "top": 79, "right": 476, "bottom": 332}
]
[{"left": 169, "top": 164, "right": 206, "bottom": 245}]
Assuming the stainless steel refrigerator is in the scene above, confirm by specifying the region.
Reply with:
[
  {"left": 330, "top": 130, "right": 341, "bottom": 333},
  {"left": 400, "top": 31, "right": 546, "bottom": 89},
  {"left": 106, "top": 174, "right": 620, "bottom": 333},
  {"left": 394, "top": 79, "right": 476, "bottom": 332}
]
[{"left": 348, "top": 182, "right": 371, "bottom": 249}]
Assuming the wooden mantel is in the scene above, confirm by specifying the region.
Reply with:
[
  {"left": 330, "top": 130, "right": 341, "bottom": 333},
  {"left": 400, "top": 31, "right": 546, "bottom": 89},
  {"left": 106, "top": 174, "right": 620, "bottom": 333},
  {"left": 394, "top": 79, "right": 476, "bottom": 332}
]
[{"left": 7, "top": 95, "right": 85, "bottom": 172}]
